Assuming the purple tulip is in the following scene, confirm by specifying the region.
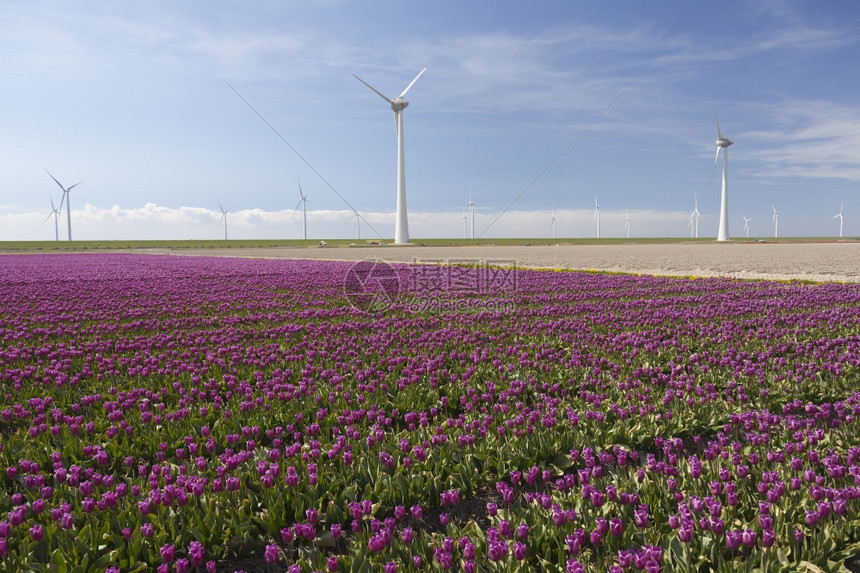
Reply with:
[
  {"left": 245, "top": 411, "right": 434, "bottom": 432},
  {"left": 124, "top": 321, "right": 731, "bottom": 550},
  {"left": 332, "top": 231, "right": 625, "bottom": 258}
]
[
  {"left": 160, "top": 543, "right": 175, "bottom": 564},
  {"left": 726, "top": 530, "right": 742, "bottom": 551},
  {"left": 188, "top": 541, "right": 205, "bottom": 567},
  {"left": 264, "top": 543, "right": 278, "bottom": 564},
  {"left": 514, "top": 542, "right": 527, "bottom": 560},
  {"left": 679, "top": 524, "right": 693, "bottom": 543},
  {"left": 609, "top": 517, "right": 623, "bottom": 538}
]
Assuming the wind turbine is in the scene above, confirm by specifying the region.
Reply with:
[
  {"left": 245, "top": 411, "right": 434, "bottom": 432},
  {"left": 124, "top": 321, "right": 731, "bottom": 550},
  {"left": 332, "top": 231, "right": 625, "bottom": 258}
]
[
  {"left": 467, "top": 192, "right": 475, "bottom": 239},
  {"left": 711, "top": 106, "right": 734, "bottom": 241},
  {"left": 743, "top": 216, "right": 751, "bottom": 238},
  {"left": 593, "top": 196, "right": 601, "bottom": 239},
  {"left": 624, "top": 210, "right": 631, "bottom": 239},
  {"left": 771, "top": 206, "right": 779, "bottom": 238},
  {"left": 691, "top": 194, "right": 701, "bottom": 238},
  {"left": 354, "top": 210, "right": 361, "bottom": 240},
  {"left": 551, "top": 209, "right": 557, "bottom": 239},
  {"left": 462, "top": 212, "right": 468, "bottom": 239},
  {"left": 45, "top": 169, "right": 82, "bottom": 241},
  {"left": 293, "top": 179, "right": 309, "bottom": 240},
  {"left": 833, "top": 202, "right": 844, "bottom": 238},
  {"left": 218, "top": 203, "right": 229, "bottom": 240},
  {"left": 353, "top": 67, "right": 426, "bottom": 244},
  {"left": 44, "top": 195, "right": 62, "bottom": 241}
]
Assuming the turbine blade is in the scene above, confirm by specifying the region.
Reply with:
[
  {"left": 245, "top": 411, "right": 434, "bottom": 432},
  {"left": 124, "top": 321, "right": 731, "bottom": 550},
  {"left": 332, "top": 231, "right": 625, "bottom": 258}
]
[
  {"left": 398, "top": 67, "right": 426, "bottom": 98},
  {"left": 45, "top": 169, "right": 66, "bottom": 192},
  {"left": 714, "top": 105, "right": 723, "bottom": 139},
  {"left": 353, "top": 74, "right": 393, "bottom": 104},
  {"left": 67, "top": 182, "right": 83, "bottom": 191},
  {"left": 49, "top": 195, "right": 56, "bottom": 210},
  {"left": 711, "top": 147, "right": 721, "bottom": 184},
  {"left": 43, "top": 212, "right": 53, "bottom": 224}
]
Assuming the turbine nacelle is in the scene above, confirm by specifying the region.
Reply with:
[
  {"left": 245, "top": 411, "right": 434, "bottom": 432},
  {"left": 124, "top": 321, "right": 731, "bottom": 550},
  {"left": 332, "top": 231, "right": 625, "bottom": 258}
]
[
  {"left": 389, "top": 97, "right": 409, "bottom": 112},
  {"left": 716, "top": 137, "right": 734, "bottom": 148}
]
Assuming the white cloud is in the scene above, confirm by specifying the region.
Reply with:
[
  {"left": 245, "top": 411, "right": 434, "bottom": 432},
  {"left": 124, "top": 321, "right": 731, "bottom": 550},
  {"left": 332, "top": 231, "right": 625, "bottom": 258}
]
[
  {"left": 746, "top": 101, "right": 860, "bottom": 181},
  {"left": 0, "top": 203, "right": 762, "bottom": 242}
]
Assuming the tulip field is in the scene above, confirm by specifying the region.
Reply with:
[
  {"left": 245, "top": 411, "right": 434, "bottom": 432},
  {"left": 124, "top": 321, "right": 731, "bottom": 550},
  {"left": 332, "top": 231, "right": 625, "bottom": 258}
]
[{"left": 2, "top": 253, "right": 860, "bottom": 572}]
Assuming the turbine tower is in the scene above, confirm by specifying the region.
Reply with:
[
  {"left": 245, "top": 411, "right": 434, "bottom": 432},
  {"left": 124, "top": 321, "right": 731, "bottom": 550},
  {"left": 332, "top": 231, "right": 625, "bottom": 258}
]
[
  {"left": 354, "top": 210, "right": 361, "bottom": 240},
  {"left": 743, "top": 216, "right": 751, "bottom": 238},
  {"left": 462, "top": 212, "right": 468, "bottom": 239},
  {"left": 624, "top": 210, "right": 631, "bottom": 239},
  {"left": 551, "top": 209, "right": 557, "bottom": 239},
  {"left": 467, "top": 192, "right": 475, "bottom": 239},
  {"left": 45, "top": 169, "right": 82, "bottom": 241},
  {"left": 293, "top": 179, "right": 309, "bottom": 240},
  {"left": 772, "top": 206, "right": 779, "bottom": 238},
  {"left": 593, "top": 196, "right": 601, "bottom": 239},
  {"left": 712, "top": 106, "right": 734, "bottom": 241},
  {"left": 44, "top": 195, "right": 62, "bottom": 241},
  {"left": 833, "top": 202, "right": 844, "bottom": 238},
  {"left": 353, "top": 67, "right": 426, "bottom": 244},
  {"left": 219, "top": 203, "right": 228, "bottom": 240}
]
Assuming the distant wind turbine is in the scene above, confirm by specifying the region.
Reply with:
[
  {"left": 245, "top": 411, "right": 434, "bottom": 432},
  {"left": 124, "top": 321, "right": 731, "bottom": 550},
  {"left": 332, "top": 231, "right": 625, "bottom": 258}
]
[
  {"left": 624, "top": 210, "right": 631, "bottom": 239},
  {"left": 743, "top": 216, "right": 751, "bottom": 238},
  {"left": 772, "top": 206, "right": 779, "bottom": 238},
  {"left": 551, "top": 209, "right": 557, "bottom": 239},
  {"left": 219, "top": 203, "right": 229, "bottom": 240},
  {"left": 353, "top": 67, "right": 426, "bottom": 244},
  {"left": 293, "top": 179, "right": 309, "bottom": 240},
  {"left": 467, "top": 192, "right": 476, "bottom": 239},
  {"left": 462, "top": 212, "right": 468, "bottom": 239},
  {"left": 833, "top": 202, "right": 844, "bottom": 238},
  {"left": 690, "top": 194, "right": 701, "bottom": 239},
  {"left": 354, "top": 210, "right": 361, "bottom": 240},
  {"left": 711, "top": 107, "right": 734, "bottom": 241},
  {"left": 45, "top": 169, "right": 82, "bottom": 241},
  {"left": 593, "top": 196, "right": 601, "bottom": 239},
  {"left": 44, "top": 195, "right": 62, "bottom": 241}
]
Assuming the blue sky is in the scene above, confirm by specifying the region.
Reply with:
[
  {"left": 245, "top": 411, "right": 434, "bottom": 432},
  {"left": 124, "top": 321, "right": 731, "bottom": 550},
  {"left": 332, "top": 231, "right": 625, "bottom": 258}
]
[{"left": 1, "top": 0, "right": 859, "bottom": 240}]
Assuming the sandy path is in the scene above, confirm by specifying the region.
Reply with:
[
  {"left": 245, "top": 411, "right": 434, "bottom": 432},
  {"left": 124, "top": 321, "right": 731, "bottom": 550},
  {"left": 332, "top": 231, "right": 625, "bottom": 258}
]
[{"left": 167, "top": 242, "right": 860, "bottom": 283}]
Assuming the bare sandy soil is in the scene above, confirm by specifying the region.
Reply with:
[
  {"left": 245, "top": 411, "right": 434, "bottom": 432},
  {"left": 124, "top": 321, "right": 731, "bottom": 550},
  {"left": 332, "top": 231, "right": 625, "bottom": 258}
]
[{"left": 167, "top": 242, "right": 860, "bottom": 283}]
